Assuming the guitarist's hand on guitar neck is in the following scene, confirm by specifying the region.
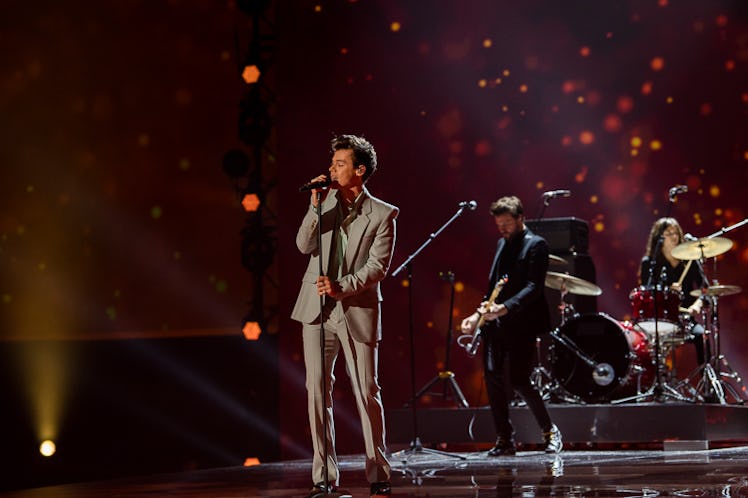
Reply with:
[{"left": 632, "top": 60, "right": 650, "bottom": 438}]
[{"left": 477, "top": 301, "right": 508, "bottom": 321}]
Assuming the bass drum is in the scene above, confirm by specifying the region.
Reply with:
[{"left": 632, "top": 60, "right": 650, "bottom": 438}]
[{"left": 551, "top": 313, "right": 654, "bottom": 402}]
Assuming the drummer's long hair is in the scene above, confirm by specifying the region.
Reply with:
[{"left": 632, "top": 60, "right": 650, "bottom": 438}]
[{"left": 638, "top": 217, "right": 684, "bottom": 281}]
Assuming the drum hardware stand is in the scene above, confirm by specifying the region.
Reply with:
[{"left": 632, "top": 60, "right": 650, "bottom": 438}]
[
  {"left": 677, "top": 291, "right": 747, "bottom": 404},
  {"left": 391, "top": 202, "right": 475, "bottom": 463},
  {"left": 413, "top": 271, "right": 469, "bottom": 408}
]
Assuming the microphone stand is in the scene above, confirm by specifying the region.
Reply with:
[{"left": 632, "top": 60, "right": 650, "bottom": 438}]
[
  {"left": 413, "top": 271, "right": 469, "bottom": 408},
  {"left": 391, "top": 204, "right": 474, "bottom": 463},
  {"left": 311, "top": 190, "right": 351, "bottom": 498}
]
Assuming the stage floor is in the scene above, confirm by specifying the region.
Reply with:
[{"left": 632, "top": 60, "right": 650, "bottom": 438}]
[{"left": 4, "top": 446, "right": 748, "bottom": 497}]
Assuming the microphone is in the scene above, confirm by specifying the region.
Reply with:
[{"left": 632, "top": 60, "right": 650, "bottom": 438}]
[
  {"left": 542, "top": 189, "right": 571, "bottom": 199},
  {"left": 669, "top": 185, "right": 688, "bottom": 197},
  {"left": 298, "top": 178, "right": 332, "bottom": 192},
  {"left": 684, "top": 233, "right": 697, "bottom": 242},
  {"left": 459, "top": 200, "right": 478, "bottom": 210}
]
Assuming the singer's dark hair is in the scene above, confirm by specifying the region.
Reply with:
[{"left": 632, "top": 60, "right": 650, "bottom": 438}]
[
  {"left": 331, "top": 134, "right": 377, "bottom": 183},
  {"left": 489, "top": 196, "right": 524, "bottom": 218}
]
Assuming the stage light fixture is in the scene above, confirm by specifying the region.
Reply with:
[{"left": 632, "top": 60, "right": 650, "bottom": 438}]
[
  {"left": 242, "top": 321, "right": 262, "bottom": 340},
  {"left": 241, "top": 193, "right": 261, "bottom": 212},
  {"left": 39, "top": 439, "right": 56, "bottom": 457},
  {"left": 243, "top": 457, "right": 261, "bottom": 466},
  {"left": 242, "top": 64, "right": 261, "bottom": 84}
]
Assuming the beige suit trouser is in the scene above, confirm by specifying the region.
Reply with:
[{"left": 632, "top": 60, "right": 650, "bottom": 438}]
[{"left": 302, "top": 304, "right": 391, "bottom": 485}]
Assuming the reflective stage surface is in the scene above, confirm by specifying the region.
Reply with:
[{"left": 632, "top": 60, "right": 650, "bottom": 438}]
[{"left": 5, "top": 446, "right": 748, "bottom": 497}]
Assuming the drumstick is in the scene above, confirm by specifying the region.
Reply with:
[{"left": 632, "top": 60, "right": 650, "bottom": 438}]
[{"left": 675, "top": 259, "right": 693, "bottom": 287}]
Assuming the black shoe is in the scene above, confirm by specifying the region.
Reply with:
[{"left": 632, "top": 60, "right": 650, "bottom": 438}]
[
  {"left": 543, "top": 424, "right": 563, "bottom": 454},
  {"left": 370, "top": 481, "right": 391, "bottom": 496},
  {"left": 488, "top": 435, "right": 516, "bottom": 456}
]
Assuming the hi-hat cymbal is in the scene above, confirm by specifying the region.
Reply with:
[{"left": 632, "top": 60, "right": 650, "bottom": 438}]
[
  {"left": 689, "top": 285, "right": 742, "bottom": 297},
  {"left": 549, "top": 254, "right": 567, "bottom": 265},
  {"left": 545, "top": 271, "right": 602, "bottom": 296},
  {"left": 671, "top": 236, "right": 733, "bottom": 260}
]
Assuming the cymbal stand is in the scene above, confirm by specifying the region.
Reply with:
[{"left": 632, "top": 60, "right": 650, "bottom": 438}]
[{"left": 682, "top": 291, "right": 747, "bottom": 404}]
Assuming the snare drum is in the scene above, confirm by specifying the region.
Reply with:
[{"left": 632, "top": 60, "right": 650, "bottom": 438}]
[
  {"left": 629, "top": 286, "right": 682, "bottom": 337},
  {"left": 551, "top": 313, "right": 654, "bottom": 402}
]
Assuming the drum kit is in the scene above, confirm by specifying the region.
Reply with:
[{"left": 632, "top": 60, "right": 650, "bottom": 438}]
[{"left": 533, "top": 234, "right": 747, "bottom": 405}]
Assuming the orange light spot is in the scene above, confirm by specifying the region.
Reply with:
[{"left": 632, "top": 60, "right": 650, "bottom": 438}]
[
  {"left": 630, "top": 136, "right": 643, "bottom": 148},
  {"left": 561, "top": 136, "right": 573, "bottom": 147},
  {"left": 577, "top": 95, "right": 585, "bottom": 104},
  {"left": 455, "top": 282, "right": 465, "bottom": 292},
  {"left": 579, "top": 130, "right": 595, "bottom": 145},
  {"left": 401, "top": 279, "right": 409, "bottom": 288},
  {"left": 709, "top": 185, "right": 720, "bottom": 197},
  {"left": 390, "top": 21, "right": 401, "bottom": 32},
  {"left": 242, "top": 193, "right": 261, "bottom": 212},
  {"left": 580, "top": 46, "right": 590, "bottom": 57},
  {"left": 650, "top": 57, "right": 665, "bottom": 71},
  {"left": 503, "top": 69, "right": 510, "bottom": 77},
  {"left": 594, "top": 221, "right": 605, "bottom": 232},
  {"left": 426, "top": 321, "right": 434, "bottom": 328},
  {"left": 617, "top": 95, "right": 634, "bottom": 114},
  {"left": 575, "top": 166, "right": 589, "bottom": 183},
  {"left": 650, "top": 140, "right": 662, "bottom": 150},
  {"left": 743, "top": 151, "right": 748, "bottom": 161},
  {"left": 590, "top": 195, "right": 598, "bottom": 204},
  {"left": 725, "top": 60, "right": 735, "bottom": 71},
  {"left": 314, "top": 5, "right": 322, "bottom": 12},
  {"left": 483, "top": 38, "right": 493, "bottom": 48},
  {"left": 519, "top": 84, "right": 528, "bottom": 93},
  {"left": 603, "top": 114, "right": 622, "bottom": 133},
  {"left": 666, "top": 96, "right": 674, "bottom": 104},
  {"left": 242, "top": 322, "right": 261, "bottom": 341},
  {"left": 242, "top": 65, "right": 261, "bottom": 84},
  {"left": 641, "top": 81, "right": 653, "bottom": 95},
  {"left": 244, "top": 457, "right": 261, "bottom": 467},
  {"left": 562, "top": 81, "right": 575, "bottom": 94},
  {"left": 340, "top": 47, "right": 349, "bottom": 55},
  {"left": 536, "top": 181, "right": 545, "bottom": 190}
]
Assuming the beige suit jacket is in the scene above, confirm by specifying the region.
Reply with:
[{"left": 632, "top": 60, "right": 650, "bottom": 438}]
[{"left": 291, "top": 187, "right": 399, "bottom": 343}]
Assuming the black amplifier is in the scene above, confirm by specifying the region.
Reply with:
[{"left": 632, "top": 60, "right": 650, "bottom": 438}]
[{"left": 525, "top": 217, "right": 589, "bottom": 254}]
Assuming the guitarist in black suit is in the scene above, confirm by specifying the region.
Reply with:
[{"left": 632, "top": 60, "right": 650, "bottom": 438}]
[{"left": 460, "top": 196, "right": 562, "bottom": 455}]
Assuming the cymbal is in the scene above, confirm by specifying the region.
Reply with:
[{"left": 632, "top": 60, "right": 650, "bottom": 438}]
[
  {"left": 545, "top": 271, "right": 602, "bottom": 296},
  {"left": 689, "top": 285, "right": 742, "bottom": 297},
  {"left": 549, "top": 254, "right": 567, "bottom": 265},
  {"left": 671, "top": 236, "right": 733, "bottom": 260}
]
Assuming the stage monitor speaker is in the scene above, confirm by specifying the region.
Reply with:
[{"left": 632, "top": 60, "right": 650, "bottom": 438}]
[{"left": 526, "top": 217, "right": 589, "bottom": 254}]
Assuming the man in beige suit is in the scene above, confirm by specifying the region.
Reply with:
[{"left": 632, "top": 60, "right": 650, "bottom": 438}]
[{"left": 291, "top": 135, "right": 398, "bottom": 498}]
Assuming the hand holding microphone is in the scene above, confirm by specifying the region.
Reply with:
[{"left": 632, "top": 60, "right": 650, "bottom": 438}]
[
  {"left": 299, "top": 175, "right": 332, "bottom": 192},
  {"left": 299, "top": 174, "right": 333, "bottom": 207}
]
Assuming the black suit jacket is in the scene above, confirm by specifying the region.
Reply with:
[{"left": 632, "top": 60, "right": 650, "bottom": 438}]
[{"left": 485, "top": 228, "right": 551, "bottom": 341}]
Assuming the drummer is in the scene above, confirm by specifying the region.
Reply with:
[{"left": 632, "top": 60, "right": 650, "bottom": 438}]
[{"left": 638, "top": 217, "right": 707, "bottom": 364}]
